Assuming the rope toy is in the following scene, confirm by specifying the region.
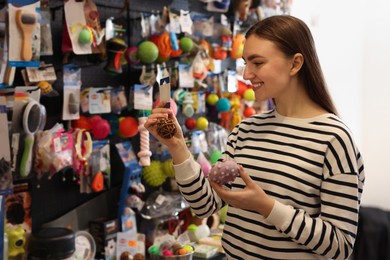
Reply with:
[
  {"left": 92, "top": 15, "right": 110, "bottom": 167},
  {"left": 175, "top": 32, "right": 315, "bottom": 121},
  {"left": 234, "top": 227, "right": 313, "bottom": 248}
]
[
  {"left": 137, "top": 117, "right": 152, "bottom": 166},
  {"left": 156, "top": 118, "right": 177, "bottom": 139}
]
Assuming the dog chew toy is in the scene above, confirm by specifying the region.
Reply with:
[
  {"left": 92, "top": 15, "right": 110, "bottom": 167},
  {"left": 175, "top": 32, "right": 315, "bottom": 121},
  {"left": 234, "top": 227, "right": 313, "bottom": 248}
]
[
  {"left": 208, "top": 160, "right": 239, "bottom": 185},
  {"left": 156, "top": 117, "right": 177, "bottom": 139},
  {"left": 142, "top": 160, "right": 167, "bottom": 187},
  {"left": 15, "top": 9, "right": 37, "bottom": 61},
  {"left": 118, "top": 116, "right": 138, "bottom": 138},
  {"left": 137, "top": 116, "right": 152, "bottom": 166},
  {"left": 104, "top": 37, "right": 127, "bottom": 75},
  {"left": 89, "top": 115, "right": 111, "bottom": 139},
  {"left": 138, "top": 40, "right": 159, "bottom": 64},
  {"left": 6, "top": 226, "right": 26, "bottom": 257},
  {"left": 162, "top": 159, "right": 175, "bottom": 177}
]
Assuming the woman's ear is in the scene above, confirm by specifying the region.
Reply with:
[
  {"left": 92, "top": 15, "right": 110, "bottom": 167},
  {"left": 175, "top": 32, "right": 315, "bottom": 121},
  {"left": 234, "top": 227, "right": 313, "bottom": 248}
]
[{"left": 290, "top": 53, "right": 304, "bottom": 76}]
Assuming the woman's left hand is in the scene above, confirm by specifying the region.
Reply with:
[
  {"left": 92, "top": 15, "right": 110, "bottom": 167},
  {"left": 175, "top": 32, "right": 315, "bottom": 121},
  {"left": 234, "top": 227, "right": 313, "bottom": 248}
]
[{"left": 210, "top": 165, "right": 275, "bottom": 217}]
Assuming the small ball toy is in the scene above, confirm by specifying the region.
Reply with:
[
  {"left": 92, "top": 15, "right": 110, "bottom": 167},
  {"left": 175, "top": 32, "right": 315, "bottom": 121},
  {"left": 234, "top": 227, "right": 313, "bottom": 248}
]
[
  {"left": 196, "top": 117, "right": 209, "bottom": 131},
  {"left": 209, "top": 150, "right": 222, "bottom": 165},
  {"left": 200, "top": 161, "right": 211, "bottom": 177},
  {"left": 148, "top": 245, "right": 160, "bottom": 256},
  {"left": 243, "top": 106, "right": 256, "bottom": 118},
  {"left": 216, "top": 98, "right": 231, "bottom": 112},
  {"left": 182, "top": 244, "right": 194, "bottom": 253},
  {"left": 159, "top": 241, "right": 174, "bottom": 256},
  {"left": 137, "top": 41, "right": 159, "bottom": 64},
  {"left": 71, "top": 115, "right": 91, "bottom": 130},
  {"left": 180, "top": 36, "right": 194, "bottom": 52},
  {"left": 162, "top": 249, "right": 174, "bottom": 256},
  {"left": 37, "top": 81, "right": 54, "bottom": 95},
  {"left": 89, "top": 115, "right": 111, "bottom": 139},
  {"left": 78, "top": 27, "right": 92, "bottom": 44},
  {"left": 206, "top": 93, "right": 219, "bottom": 105},
  {"left": 162, "top": 159, "right": 175, "bottom": 177},
  {"left": 156, "top": 118, "right": 177, "bottom": 139},
  {"left": 243, "top": 88, "right": 255, "bottom": 101},
  {"left": 119, "top": 116, "right": 139, "bottom": 138},
  {"left": 176, "top": 248, "right": 188, "bottom": 255},
  {"left": 142, "top": 161, "right": 166, "bottom": 187},
  {"left": 185, "top": 117, "right": 196, "bottom": 130},
  {"left": 208, "top": 160, "right": 240, "bottom": 185}
]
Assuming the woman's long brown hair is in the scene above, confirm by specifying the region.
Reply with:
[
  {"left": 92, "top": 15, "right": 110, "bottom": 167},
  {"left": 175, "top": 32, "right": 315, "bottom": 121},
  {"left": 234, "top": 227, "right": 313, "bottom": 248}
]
[{"left": 246, "top": 15, "right": 338, "bottom": 115}]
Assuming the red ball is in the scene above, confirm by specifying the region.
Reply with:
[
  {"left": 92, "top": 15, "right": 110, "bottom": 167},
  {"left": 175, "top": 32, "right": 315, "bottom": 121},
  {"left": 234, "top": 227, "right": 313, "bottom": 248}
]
[
  {"left": 119, "top": 117, "right": 139, "bottom": 138},
  {"left": 185, "top": 117, "right": 196, "bottom": 130},
  {"left": 243, "top": 106, "right": 256, "bottom": 118},
  {"left": 90, "top": 115, "right": 111, "bottom": 139},
  {"left": 71, "top": 115, "right": 91, "bottom": 130}
]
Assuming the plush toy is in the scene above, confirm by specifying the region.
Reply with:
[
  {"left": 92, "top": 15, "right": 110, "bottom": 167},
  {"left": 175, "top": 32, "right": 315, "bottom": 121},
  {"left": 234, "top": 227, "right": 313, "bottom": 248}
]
[{"left": 208, "top": 160, "right": 239, "bottom": 184}]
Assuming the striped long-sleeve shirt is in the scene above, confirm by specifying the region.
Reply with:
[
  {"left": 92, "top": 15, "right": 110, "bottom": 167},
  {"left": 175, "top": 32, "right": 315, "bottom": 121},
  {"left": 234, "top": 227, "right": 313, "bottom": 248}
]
[{"left": 174, "top": 109, "right": 365, "bottom": 260}]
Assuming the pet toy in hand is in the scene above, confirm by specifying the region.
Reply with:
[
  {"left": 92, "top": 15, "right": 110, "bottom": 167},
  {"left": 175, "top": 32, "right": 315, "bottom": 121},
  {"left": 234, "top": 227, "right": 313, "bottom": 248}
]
[
  {"left": 156, "top": 117, "right": 177, "bottom": 139},
  {"left": 208, "top": 160, "right": 239, "bottom": 184}
]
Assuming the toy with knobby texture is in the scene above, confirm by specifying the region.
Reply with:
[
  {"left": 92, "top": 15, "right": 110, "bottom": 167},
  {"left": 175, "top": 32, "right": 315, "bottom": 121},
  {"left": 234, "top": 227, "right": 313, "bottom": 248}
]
[
  {"left": 142, "top": 160, "right": 166, "bottom": 187},
  {"left": 137, "top": 116, "right": 152, "bottom": 166},
  {"left": 156, "top": 117, "right": 177, "bottom": 139},
  {"left": 208, "top": 160, "right": 239, "bottom": 184}
]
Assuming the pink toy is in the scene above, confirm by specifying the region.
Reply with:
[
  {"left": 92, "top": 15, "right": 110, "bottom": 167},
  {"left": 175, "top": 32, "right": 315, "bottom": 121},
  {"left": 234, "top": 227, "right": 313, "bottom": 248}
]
[
  {"left": 154, "top": 97, "right": 178, "bottom": 115},
  {"left": 89, "top": 115, "right": 111, "bottom": 139},
  {"left": 137, "top": 117, "right": 152, "bottom": 166},
  {"left": 163, "top": 249, "right": 174, "bottom": 256},
  {"left": 208, "top": 160, "right": 239, "bottom": 184},
  {"left": 197, "top": 152, "right": 211, "bottom": 177}
]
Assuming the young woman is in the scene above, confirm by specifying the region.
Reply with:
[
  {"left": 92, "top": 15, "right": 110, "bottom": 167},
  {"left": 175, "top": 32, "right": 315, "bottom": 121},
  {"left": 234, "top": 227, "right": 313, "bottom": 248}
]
[{"left": 145, "top": 15, "right": 365, "bottom": 260}]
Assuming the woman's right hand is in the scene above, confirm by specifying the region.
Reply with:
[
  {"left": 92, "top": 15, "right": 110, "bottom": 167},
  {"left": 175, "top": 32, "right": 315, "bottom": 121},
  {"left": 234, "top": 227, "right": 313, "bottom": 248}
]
[{"left": 144, "top": 102, "right": 185, "bottom": 150}]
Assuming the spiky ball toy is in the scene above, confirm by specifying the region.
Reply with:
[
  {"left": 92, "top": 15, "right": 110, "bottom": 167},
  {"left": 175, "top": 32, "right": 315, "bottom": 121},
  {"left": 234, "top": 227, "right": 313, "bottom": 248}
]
[
  {"left": 142, "top": 160, "right": 167, "bottom": 187},
  {"left": 208, "top": 160, "right": 239, "bottom": 185}
]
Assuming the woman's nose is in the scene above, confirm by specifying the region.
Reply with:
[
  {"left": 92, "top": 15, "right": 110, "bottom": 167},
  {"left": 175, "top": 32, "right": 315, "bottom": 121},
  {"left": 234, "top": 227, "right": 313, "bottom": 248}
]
[{"left": 243, "top": 67, "right": 253, "bottom": 80}]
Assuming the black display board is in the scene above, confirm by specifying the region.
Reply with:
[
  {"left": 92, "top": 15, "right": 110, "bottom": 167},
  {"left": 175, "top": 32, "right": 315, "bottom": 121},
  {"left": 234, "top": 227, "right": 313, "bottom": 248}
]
[{"left": 23, "top": 0, "right": 244, "bottom": 231}]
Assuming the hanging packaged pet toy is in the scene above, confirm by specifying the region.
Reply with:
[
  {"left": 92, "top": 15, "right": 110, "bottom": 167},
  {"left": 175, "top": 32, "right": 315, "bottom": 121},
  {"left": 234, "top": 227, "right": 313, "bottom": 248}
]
[
  {"left": 74, "top": 129, "right": 93, "bottom": 177},
  {"left": 70, "top": 23, "right": 99, "bottom": 46}
]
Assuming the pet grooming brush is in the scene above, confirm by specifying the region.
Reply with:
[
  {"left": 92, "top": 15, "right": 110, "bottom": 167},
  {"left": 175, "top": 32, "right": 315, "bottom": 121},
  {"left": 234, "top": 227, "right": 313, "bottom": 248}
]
[
  {"left": 20, "top": 99, "right": 42, "bottom": 177},
  {"left": 15, "top": 9, "right": 37, "bottom": 61}
]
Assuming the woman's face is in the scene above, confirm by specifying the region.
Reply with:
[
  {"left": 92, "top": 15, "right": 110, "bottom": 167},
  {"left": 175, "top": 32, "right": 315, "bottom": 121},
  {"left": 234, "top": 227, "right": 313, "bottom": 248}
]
[{"left": 242, "top": 35, "right": 294, "bottom": 102}]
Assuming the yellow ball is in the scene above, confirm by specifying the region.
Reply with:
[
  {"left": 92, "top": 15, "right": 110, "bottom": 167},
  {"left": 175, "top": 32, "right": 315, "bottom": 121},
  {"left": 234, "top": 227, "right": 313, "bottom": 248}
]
[
  {"left": 243, "top": 89, "right": 255, "bottom": 101},
  {"left": 206, "top": 93, "right": 219, "bottom": 105},
  {"left": 37, "top": 81, "right": 53, "bottom": 95},
  {"left": 196, "top": 117, "right": 209, "bottom": 131}
]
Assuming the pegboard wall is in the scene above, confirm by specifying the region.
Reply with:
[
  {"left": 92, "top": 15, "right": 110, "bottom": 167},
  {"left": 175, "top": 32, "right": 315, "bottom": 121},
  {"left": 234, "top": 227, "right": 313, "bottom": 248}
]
[{"left": 26, "top": 0, "right": 244, "bottom": 231}]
